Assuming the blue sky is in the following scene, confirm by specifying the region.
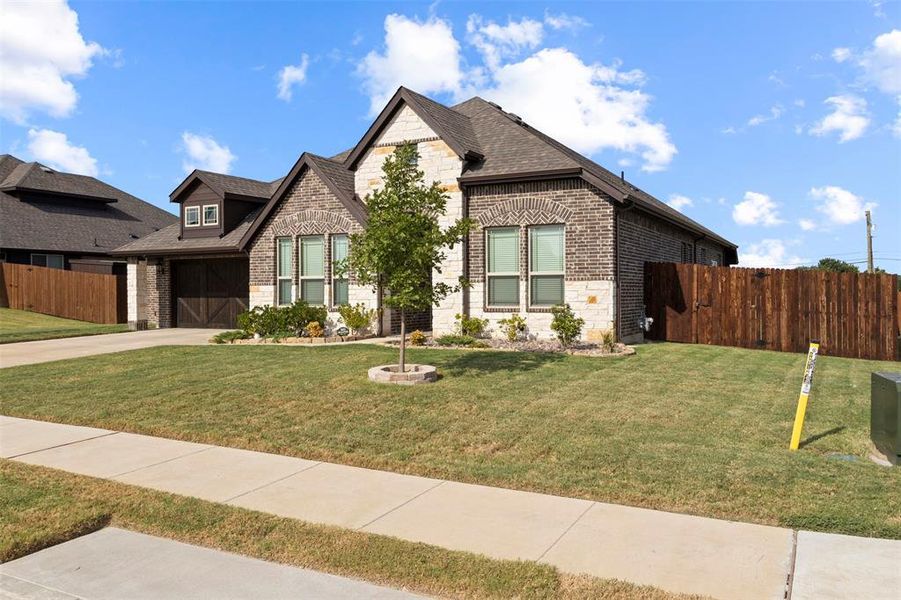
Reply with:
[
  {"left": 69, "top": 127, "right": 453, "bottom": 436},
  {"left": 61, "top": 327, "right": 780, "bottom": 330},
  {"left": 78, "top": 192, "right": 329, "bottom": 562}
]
[{"left": 1, "top": 1, "right": 899, "bottom": 270}]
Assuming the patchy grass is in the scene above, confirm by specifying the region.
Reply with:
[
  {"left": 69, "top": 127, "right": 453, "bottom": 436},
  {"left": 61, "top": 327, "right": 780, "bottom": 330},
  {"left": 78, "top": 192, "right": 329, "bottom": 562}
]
[
  {"left": 0, "top": 308, "right": 127, "bottom": 344},
  {"left": 0, "top": 461, "right": 695, "bottom": 599},
  {"left": 1, "top": 342, "right": 899, "bottom": 538}
]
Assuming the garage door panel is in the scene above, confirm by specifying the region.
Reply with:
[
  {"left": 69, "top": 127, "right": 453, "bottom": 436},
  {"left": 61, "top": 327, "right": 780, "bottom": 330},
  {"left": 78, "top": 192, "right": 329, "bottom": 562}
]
[{"left": 173, "top": 259, "right": 248, "bottom": 329}]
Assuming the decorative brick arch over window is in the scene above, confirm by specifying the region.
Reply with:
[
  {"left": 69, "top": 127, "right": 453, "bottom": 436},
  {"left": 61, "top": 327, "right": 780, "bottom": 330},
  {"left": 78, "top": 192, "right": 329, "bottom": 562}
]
[
  {"left": 270, "top": 210, "right": 357, "bottom": 236},
  {"left": 475, "top": 197, "right": 574, "bottom": 227}
]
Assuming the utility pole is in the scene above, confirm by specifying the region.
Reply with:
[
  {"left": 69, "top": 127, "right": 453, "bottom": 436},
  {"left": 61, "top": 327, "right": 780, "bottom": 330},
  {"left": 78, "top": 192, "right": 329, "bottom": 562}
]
[{"left": 865, "top": 210, "right": 874, "bottom": 274}]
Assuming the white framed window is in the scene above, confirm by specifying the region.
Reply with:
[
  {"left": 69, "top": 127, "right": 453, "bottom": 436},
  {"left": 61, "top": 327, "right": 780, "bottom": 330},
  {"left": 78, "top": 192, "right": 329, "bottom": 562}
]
[
  {"left": 184, "top": 206, "right": 200, "bottom": 227},
  {"left": 299, "top": 235, "right": 325, "bottom": 305},
  {"left": 331, "top": 234, "right": 349, "bottom": 306},
  {"left": 202, "top": 204, "right": 219, "bottom": 226},
  {"left": 31, "top": 253, "right": 64, "bottom": 269},
  {"left": 528, "top": 225, "right": 565, "bottom": 307},
  {"left": 486, "top": 227, "right": 520, "bottom": 307},
  {"left": 276, "top": 237, "right": 293, "bottom": 306}
]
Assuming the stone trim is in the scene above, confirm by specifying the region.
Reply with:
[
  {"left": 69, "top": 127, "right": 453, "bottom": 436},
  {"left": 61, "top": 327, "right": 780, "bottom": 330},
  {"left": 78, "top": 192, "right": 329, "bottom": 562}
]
[
  {"left": 374, "top": 136, "right": 439, "bottom": 148},
  {"left": 476, "top": 197, "right": 575, "bottom": 227},
  {"left": 271, "top": 210, "right": 356, "bottom": 237}
]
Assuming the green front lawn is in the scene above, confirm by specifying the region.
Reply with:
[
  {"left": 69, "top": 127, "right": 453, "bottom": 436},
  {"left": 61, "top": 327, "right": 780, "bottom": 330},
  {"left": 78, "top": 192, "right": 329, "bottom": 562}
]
[
  {"left": 0, "top": 308, "right": 128, "bottom": 344},
  {"left": 1, "top": 343, "right": 898, "bottom": 538},
  {"left": 0, "top": 461, "right": 692, "bottom": 599}
]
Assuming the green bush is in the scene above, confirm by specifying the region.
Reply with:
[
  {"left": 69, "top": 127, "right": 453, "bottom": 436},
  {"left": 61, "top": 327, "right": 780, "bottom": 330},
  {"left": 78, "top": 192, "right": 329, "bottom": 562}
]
[
  {"left": 454, "top": 313, "right": 488, "bottom": 337},
  {"left": 237, "top": 301, "right": 328, "bottom": 337},
  {"left": 210, "top": 330, "right": 249, "bottom": 344},
  {"left": 435, "top": 334, "right": 476, "bottom": 347},
  {"left": 497, "top": 314, "right": 527, "bottom": 342},
  {"left": 550, "top": 304, "right": 584, "bottom": 349},
  {"left": 337, "top": 303, "right": 376, "bottom": 335}
]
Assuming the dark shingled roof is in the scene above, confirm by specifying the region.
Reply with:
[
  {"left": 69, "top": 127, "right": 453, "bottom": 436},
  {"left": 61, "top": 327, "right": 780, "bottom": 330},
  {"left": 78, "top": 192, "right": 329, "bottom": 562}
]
[
  {"left": 307, "top": 154, "right": 354, "bottom": 200},
  {"left": 403, "top": 88, "right": 483, "bottom": 160},
  {"left": 171, "top": 170, "right": 281, "bottom": 202},
  {"left": 453, "top": 97, "right": 736, "bottom": 249},
  {"left": 0, "top": 154, "right": 177, "bottom": 255},
  {"left": 113, "top": 208, "right": 260, "bottom": 256}
]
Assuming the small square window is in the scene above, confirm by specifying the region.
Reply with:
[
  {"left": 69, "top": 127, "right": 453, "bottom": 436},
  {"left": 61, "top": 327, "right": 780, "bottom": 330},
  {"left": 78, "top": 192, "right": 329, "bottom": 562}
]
[
  {"left": 185, "top": 206, "right": 200, "bottom": 227},
  {"left": 202, "top": 204, "right": 219, "bottom": 226}
]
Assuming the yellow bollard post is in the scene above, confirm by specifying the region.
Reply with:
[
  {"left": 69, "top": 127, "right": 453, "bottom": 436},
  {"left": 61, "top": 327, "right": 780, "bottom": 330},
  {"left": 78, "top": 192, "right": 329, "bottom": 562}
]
[{"left": 789, "top": 341, "right": 820, "bottom": 451}]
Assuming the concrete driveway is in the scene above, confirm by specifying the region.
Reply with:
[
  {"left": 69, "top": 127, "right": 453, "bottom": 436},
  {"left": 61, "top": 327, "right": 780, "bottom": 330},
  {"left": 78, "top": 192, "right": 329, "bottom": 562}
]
[{"left": 0, "top": 328, "right": 221, "bottom": 368}]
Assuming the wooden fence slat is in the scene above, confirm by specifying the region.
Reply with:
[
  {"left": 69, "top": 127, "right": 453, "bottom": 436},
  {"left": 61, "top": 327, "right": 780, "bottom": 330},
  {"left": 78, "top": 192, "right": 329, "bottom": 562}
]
[
  {"left": 644, "top": 262, "right": 898, "bottom": 361},
  {"left": 0, "top": 263, "right": 124, "bottom": 324}
]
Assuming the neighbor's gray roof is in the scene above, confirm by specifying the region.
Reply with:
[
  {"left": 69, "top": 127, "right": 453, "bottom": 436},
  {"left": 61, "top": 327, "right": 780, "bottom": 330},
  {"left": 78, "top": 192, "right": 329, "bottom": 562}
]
[{"left": 0, "top": 154, "right": 177, "bottom": 254}]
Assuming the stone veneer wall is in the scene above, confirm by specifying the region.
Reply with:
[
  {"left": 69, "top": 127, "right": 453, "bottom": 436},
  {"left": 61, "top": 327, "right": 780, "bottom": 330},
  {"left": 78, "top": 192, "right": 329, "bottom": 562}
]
[
  {"left": 616, "top": 207, "right": 728, "bottom": 342},
  {"left": 353, "top": 104, "right": 464, "bottom": 335},
  {"left": 247, "top": 168, "right": 377, "bottom": 333},
  {"left": 464, "top": 178, "right": 617, "bottom": 341},
  {"left": 145, "top": 259, "right": 170, "bottom": 328}
]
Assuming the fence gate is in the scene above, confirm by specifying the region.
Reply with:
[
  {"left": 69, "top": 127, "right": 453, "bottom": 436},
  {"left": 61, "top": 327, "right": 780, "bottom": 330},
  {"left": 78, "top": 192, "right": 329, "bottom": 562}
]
[{"left": 644, "top": 262, "right": 899, "bottom": 361}]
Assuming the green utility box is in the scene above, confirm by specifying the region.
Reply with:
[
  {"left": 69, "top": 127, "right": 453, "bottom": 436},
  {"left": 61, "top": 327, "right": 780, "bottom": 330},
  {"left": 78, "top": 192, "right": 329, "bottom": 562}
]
[{"left": 871, "top": 372, "right": 901, "bottom": 465}]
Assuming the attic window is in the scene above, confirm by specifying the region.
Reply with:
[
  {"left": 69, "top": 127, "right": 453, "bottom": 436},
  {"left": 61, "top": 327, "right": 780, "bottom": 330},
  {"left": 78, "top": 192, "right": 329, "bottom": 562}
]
[
  {"left": 185, "top": 206, "right": 200, "bottom": 227},
  {"left": 202, "top": 204, "right": 219, "bottom": 226}
]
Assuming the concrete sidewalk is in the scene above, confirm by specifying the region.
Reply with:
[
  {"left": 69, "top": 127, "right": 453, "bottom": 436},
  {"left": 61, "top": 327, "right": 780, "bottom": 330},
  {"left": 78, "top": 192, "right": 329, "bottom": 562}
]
[
  {"left": 0, "top": 527, "right": 421, "bottom": 599},
  {"left": 2, "top": 416, "right": 899, "bottom": 600},
  {"left": 0, "top": 328, "right": 220, "bottom": 368}
]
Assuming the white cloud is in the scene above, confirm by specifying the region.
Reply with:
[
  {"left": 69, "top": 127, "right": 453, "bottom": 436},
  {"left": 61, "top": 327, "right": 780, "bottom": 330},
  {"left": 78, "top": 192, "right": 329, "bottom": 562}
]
[
  {"left": 809, "top": 185, "right": 875, "bottom": 225},
  {"left": 180, "top": 132, "right": 236, "bottom": 174},
  {"left": 543, "top": 12, "right": 589, "bottom": 31},
  {"left": 732, "top": 191, "right": 784, "bottom": 226},
  {"left": 467, "top": 15, "right": 543, "bottom": 71},
  {"left": 357, "top": 14, "right": 463, "bottom": 115},
  {"left": 0, "top": 0, "right": 104, "bottom": 123},
  {"left": 357, "top": 13, "right": 675, "bottom": 172},
  {"left": 667, "top": 194, "right": 693, "bottom": 211},
  {"left": 747, "top": 105, "right": 784, "bottom": 127},
  {"left": 858, "top": 29, "right": 901, "bottom": 95},
  {"left": 831, "top": 47, "right": 852, "bottom": 63},
  {"left": 26, "top": 128, "right": 97, "bottom": 176},
  {"left": 740, "top": 239, "right": 808, "bottom": 268},
  {"left": 809, "top": 95, "right": 869, "bottom": 142},
  {"left": 793, "top": 99, "right": 806, "bottom": 108},
  {"left": 799, "top": 218, "right": 817, "bottom": 231},
  {"left": 276, "top": 54, "right": 309, "bottom": 101},
  {"left": 470, "top": 48, "right": 676, "bottom": 172}
]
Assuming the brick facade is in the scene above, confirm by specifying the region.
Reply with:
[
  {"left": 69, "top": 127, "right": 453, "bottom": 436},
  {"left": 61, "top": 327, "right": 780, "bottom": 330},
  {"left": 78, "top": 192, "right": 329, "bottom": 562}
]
[{"left": 616, "top": 207, "right": 728, "bottom": 342}]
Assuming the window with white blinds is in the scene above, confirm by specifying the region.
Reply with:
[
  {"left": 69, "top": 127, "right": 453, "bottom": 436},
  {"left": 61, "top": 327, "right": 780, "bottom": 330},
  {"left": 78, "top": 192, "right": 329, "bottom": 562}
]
[
  {"left": 486, "top": 227, "right": 519, "bottom": 306},
  {"left": 529, "top": 225, "right": 564, "bottom": 307},
  {"left": 331, "top": 234, "right": 348, "bottom": 306},
  {"left": 276, "top": 237, "right": 293, "bottom": 306},
  {"left": 299, "top": 235, "right": 325, "bottom": 305}
]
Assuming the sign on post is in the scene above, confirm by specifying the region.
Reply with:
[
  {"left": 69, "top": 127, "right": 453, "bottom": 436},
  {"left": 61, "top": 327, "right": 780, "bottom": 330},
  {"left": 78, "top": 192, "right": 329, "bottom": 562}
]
[{"left": 789, "top": 341, "right": 820, "bottom": 451}]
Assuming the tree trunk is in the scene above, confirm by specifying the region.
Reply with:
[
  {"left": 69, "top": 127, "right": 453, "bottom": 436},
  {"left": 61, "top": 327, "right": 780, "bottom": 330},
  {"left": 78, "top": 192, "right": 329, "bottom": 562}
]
[{"left": 398, "top": 307, "right": 406, "bottom": 373}]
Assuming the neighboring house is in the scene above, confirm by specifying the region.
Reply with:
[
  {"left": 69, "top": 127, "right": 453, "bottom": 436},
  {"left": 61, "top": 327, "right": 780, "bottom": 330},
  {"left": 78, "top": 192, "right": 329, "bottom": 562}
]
[
  {"left": 115, "top": 87, "right": 737, "bottom": 341},
  {"left": 0, "top": 154, "right": 176, "bottom": 272}
]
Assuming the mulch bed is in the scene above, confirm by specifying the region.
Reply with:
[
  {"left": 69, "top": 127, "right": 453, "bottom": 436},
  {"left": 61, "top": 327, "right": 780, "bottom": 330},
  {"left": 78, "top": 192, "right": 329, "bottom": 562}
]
[{"left": 387, "top": 337, "right": 636, "bottom": 357}]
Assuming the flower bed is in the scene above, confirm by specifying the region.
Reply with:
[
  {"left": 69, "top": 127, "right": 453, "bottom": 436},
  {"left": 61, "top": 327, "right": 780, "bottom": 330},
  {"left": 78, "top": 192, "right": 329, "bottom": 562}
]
[{"left": 389, "top": 336, "right": 635, "bottom": 357}]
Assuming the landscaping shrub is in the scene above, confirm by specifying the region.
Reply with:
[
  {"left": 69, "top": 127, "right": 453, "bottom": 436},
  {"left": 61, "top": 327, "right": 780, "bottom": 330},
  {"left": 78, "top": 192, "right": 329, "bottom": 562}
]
[
  {"left": 454, "top": 313, "right": 488, "bottom": 337},
  {"left": 237, "top": 301, "right": 327, "bottom": 337},
  {"left": 210, "top": 330, "right": 249, "bottom": 344},
  {"left": 601, "top": 328, "right": 617, "bottom": 353},
  {"left": 306, "top": 321, "right": 324, "bottom": 338},
  {"left": 435, "top": 334, "right": 476, "bottom": 347},
  {"left": 409, "top": 330, "right": 427, "bottom": 346},
  {"left": 497, "top": 314, "right": 527, "bottom": 342},
  {"left": 337, "top": 303, "right": 377, "bottom": 336},
  {"left": 550, "top": 304, "right": 585, "bottom": 349}
]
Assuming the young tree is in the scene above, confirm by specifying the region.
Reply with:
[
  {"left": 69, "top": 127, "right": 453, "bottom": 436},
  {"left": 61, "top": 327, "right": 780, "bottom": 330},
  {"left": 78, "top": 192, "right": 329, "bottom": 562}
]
[{"left": 343, "top": 144, "right": 473, "bottom": 372}]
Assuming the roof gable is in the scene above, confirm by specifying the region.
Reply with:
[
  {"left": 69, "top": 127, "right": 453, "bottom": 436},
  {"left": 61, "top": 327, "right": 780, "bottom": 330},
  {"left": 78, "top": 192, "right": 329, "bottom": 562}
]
[
  {"left": 239, "top": 153, "right": 365, "bottom": 249},
  {"left": 343, "top": 87, "right": 483, "bottom": 169},
  {"left": 170, "top": 170, "right": 274, "bottom": 203}
]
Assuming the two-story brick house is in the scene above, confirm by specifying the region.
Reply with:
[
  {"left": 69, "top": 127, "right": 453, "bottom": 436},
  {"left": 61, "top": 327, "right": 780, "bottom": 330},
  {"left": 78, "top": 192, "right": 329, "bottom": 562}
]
[{"left": 115, "top": 87, "right": 737, "bottom": 342}]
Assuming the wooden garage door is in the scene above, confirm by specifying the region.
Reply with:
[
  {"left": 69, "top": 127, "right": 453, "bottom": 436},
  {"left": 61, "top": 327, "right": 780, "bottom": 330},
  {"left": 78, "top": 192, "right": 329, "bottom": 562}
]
[{"left": 173, "top": 258, "right": 248, "bottom": 328}]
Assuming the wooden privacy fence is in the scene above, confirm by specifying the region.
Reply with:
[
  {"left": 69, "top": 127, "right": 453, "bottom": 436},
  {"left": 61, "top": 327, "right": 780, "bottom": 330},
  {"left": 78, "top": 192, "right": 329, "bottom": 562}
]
[
  {"left": 0, "top": 263, "right": 126, "bottom": 324},
  {"left": 644, "top": 262, "right": 899, "bottom": 361}
]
